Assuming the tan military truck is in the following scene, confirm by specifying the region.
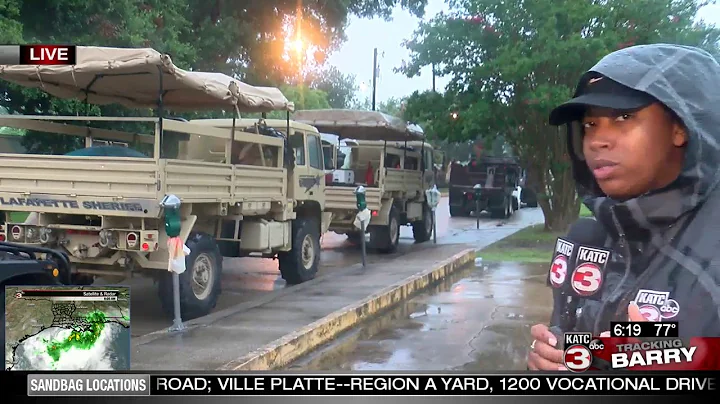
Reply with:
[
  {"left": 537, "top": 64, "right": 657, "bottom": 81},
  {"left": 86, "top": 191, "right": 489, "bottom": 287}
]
[
  {"left": 0, "top": 46, "right": 326, "bottom": 319},
  {"left": 292, "top": 109, "right": 436, "bottom": 254}
]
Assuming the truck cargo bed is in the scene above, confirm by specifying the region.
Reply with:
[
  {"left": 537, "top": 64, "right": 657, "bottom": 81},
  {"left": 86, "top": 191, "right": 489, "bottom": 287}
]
[
  {"left": 325, "top": 186, "right": 382, "bottom": 211},
  {"left": 0, "top": 154, "right": 287, "bottom": 216}
]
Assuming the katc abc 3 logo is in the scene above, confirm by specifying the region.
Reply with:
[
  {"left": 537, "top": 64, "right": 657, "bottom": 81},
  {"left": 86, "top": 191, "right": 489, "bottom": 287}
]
[
  {"left": 563, "top": 334, "right": 604, "bottom": 372},
  {"left": 549, "top": 251, "right": 604, "bottom": 296}
]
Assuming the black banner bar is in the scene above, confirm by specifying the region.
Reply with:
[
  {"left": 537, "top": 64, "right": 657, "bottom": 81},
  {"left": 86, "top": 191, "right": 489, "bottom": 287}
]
[
  {"left": 8, "top": 372, "right": 718, "bottom": 397},
  {"left": 610, "top": 322, "right": 680, "bottom": 338},
  {"left": 148, "top": 375, "right": 715, "bottom": 396}
]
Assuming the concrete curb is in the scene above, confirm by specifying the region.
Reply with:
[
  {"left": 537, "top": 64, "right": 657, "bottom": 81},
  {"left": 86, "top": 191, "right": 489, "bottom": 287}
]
[
  {"left": 133, "top": 242, "right": 448, "bottom": 346},
  {"left": 132, "top": 260, "right": 367, "bottom": 347},
  {"left": 217, "top": 247, "right": 476, "bottom": 371}
]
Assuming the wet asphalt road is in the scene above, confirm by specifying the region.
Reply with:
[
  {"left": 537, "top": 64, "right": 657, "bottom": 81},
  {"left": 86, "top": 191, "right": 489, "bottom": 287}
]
[
  {"left": 289, "top": 261, "right": 552, "bottom": 371},
  {"left": 102, "top": 198, "right": 544, "bottom": 337}
]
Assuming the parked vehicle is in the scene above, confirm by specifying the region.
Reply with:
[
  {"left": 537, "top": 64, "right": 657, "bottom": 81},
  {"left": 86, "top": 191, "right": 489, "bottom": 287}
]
[
  {"left": 448, "top": 156, "right": 522, "bottom": 218},
  {"left": 0, "top": 46, "right": 324, "bottom": 319},
  {"left": 293, "top": 109, "right": 437, "bottom": 253}
]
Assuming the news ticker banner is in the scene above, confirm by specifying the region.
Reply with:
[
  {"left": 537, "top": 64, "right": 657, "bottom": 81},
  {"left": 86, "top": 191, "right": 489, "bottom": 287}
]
[
  {"left": 16, "top": 373, "right": 717, "bottom": 397},
  {"left": 0, "top": 45, "right": 77, "bottom": 65}
]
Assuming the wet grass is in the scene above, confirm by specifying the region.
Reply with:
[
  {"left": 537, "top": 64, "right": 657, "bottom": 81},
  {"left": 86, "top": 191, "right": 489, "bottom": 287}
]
[{"left": 476, "top": 224, "right": 563, "bottom": 263}]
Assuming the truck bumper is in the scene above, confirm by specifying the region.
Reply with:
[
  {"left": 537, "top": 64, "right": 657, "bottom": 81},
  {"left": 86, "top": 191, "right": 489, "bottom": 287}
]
[
  {"left": 0, "top": 242, "right": 71, "bottom": 285},
  {"left": 449, "top": 187, "right": 506, "bottom": 211}
]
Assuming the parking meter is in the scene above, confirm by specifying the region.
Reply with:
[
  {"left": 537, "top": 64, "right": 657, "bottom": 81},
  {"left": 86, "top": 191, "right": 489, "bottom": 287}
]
[
  {"left": 159, "top": 194, "right": 185, "bottom": 331},
  {"left": 355, "top": 185, "right": 367, "bottom": 211},
  {"left": 425, "top": 185, "right": 441, "bottom": 244},
  {"left": 354, "top": 186, "right": 368, "bottom": 267},
  {"left": 473, "top": 184, "right": 482, "bottom": 229},
  {"left": 160, "top": 194, "right": 182, "bottom": 237}
]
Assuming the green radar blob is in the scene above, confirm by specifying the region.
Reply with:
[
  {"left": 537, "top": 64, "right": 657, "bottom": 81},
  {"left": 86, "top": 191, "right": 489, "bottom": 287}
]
[{"left": 45, "top": 311, "right": 108, "bottom": 362}]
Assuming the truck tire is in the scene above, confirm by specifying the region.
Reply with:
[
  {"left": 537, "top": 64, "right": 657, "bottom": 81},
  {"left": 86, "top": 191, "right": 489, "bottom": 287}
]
[
  {"left": 158, "top": 232, "right": 223, "bottom": 320},
  {"left": 512, "top": 196, "right": 519, "bottom": 211},
  {"left": 278, "top": 217, "right": 320, "bottom": 285},
  {"left": 371, "top": 206, "right": 400, "bottom": 254},
  {"left": 412, "top": 204, "right": 433, "bottom": 243},
  {"left": 490, "top": 197, "right": 508, "bottom": 219},
  {"left": 449, "top": 205, "right": 467, "bottom": 217},
  {"left": 522, "top": 187, "right": 538, "bottom": 208}
]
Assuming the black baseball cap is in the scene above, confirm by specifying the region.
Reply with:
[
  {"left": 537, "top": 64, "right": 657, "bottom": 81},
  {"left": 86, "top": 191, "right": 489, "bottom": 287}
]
[{"left": 549, "top": 73, "right": 658, "bottom": 126}]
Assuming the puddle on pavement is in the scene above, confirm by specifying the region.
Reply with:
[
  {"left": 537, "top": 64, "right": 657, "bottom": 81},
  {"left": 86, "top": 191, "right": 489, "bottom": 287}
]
[
  {"left": 453, "top": 322, "right": 535, "bottom": 371},
  {"left": 288, "top": 261, "right": 554, "bottom": 371}
]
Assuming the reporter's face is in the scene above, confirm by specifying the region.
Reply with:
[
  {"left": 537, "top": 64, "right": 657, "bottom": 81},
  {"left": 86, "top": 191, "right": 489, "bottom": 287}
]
[{"left": 581, "top": 103, "right": 687, "bottom": 200}]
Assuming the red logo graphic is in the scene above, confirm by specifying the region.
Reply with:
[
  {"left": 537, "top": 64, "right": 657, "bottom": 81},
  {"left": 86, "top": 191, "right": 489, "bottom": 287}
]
[
  {"left": 549, "top": 255, "right": 568, "bottom": 288},
  {"left": 571, "top": 263, "right": 603, "bottom": 296},
  {"left": 564, "top": 344, "right": 592, "bottom": 372},
  {"left": 638, "top": 305, "right": 661, "bottom": 321},
  {"left": 634, "top": 289, "right": 681, "bottom": 320}
]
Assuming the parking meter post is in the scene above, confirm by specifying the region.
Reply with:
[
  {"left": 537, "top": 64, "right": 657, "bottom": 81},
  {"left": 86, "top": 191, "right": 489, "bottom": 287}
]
[
  {"left": 355, "top": 186, "right": 367, "bottom": 268},
  {"left": 432, "top": 210, "right": 437, "bottom": 244},
  {"left": 160, "top": 194, "right": 185, "bottom": 332},
  {"left": 360, "top": 221, "right": 367, "bottom": 267},
  {"left": 473, "top": 184, "right": 482, "bottom": 230},
  {"left": 170, "top": 274, "right": 183, "bottom": 331}
]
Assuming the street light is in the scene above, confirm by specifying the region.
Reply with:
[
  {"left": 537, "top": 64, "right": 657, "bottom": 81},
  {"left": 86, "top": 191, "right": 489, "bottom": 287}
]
[
  {"left": 287, "top": 35, "right": 307, "bottom": 84},
  {"left": 291, "top": 37, "right": 305, "bottom": 58}
]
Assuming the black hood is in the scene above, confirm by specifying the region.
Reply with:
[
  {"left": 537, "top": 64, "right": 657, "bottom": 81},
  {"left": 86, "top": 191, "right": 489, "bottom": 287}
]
[{"left": 564, "top": 44, "right": 720, "bottom": 241}]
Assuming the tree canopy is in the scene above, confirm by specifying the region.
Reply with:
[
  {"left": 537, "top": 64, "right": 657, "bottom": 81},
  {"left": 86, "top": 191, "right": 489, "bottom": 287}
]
[
  {"left": 1, "top": 0, "right": 427, "bottom": 152},
  {"left": 400, "top": 0, "right": 720, "bottom": 231}
]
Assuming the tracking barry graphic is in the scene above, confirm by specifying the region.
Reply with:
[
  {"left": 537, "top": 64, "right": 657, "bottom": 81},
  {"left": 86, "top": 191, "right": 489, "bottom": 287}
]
[{"left": 4, "top": 286, "right": 130, "bottom": 370}]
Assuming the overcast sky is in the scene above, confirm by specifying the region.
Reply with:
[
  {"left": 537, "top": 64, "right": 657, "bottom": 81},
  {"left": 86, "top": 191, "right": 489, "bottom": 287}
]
[{"left": 327, "top": 1, "right": 720, "bottom": 103}]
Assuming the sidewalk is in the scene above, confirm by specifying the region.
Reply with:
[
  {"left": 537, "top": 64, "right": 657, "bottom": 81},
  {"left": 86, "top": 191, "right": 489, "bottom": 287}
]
[{"left": 130, "top": 243, "right": 473, "bottom": 370}]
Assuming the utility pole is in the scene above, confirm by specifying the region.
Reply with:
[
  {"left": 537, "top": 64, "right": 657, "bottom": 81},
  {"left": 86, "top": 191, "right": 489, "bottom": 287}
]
[
  {"left": 432, "top": 63, "right": 436, "bottom": 92},
  {"left": 372, "top": 48, "right": 378, "bottom": 111}
]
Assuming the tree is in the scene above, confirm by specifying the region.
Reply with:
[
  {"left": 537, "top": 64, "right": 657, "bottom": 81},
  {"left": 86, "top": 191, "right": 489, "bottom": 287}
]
[
  {"left": 308, "top": 66, "right": 359, "bottom": 109},
  {"left": 3, "top": 0, "right": 430, "bottom": 153},
  {"left": 259, "top": 85, "right": 331, "bottom": 119},
  {"left": 350, "top": 96, "right": 372, "bottom": 110},
  {"left": 346, "top": 95, "right": 405, "bottom": 116},
  {"left": 399, "top": 0, "right": 720, "bottom": 231},
  {"left": 402, "top": 90, "right": 476, "bottom": 143},
  {"left": 377, "top": 97, "right": 404, "bottom": 116}
]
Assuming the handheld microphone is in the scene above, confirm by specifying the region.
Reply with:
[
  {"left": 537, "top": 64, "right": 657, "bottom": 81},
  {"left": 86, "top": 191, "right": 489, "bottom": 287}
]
[{"left": 546, "top": 218, "right": 610, "bottom": 339}]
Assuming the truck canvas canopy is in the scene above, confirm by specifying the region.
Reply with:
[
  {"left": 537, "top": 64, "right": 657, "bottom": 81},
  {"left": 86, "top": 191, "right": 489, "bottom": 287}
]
[
  {"left": 292, "top": 109, "right": 424, "bottom": 142},
  {"left": 0, "top": 46, "right": 294, "bottom": 113}
]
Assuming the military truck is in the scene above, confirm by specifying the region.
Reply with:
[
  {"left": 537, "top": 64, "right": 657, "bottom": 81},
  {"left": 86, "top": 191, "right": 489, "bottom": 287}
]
[
  {"left": 0, "top": 46, "right": 326, "bottom": 319},
  {"left": 448, "top": 156, "right": 521, "bottom": 218},
  {"left": 292, "top": 109, "right": 435, "bottom": 254}
]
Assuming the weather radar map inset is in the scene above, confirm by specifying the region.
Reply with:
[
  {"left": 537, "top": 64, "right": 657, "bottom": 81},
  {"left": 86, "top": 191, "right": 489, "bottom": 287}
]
[{"left": 4, "top": 286, "right": 130, "bottom": 370}]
